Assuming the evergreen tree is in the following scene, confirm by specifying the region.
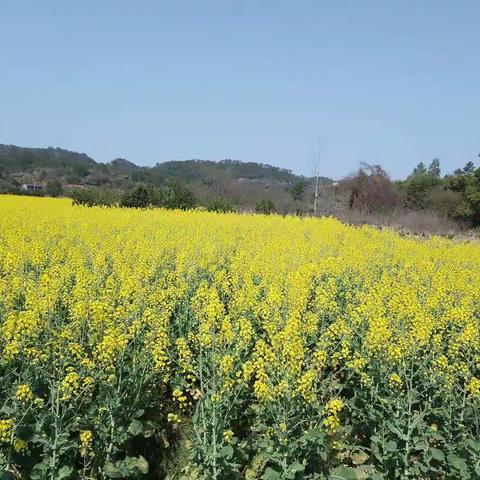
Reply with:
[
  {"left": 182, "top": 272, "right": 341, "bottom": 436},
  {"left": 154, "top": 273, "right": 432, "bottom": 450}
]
[
  {"left": 463, "top": 161, "right": 475, "bottom": 174},
  {"left": 412, "top": 162, "right": 427, "bottom": 175},
  {"left": 427, "top": 158, "right": 441, "bottom": 179}
]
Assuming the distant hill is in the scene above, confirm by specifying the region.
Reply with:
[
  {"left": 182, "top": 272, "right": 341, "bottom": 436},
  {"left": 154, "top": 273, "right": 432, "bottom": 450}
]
[
  {"left": 0, "top": 143, "right": 332, "bottom": 212},
  {"left": 0, "top": 144, "right": 95, "bottom": 172}
]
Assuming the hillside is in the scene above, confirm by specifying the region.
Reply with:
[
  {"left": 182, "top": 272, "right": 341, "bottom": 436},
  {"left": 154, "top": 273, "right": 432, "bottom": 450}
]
[{"left": 0, "top": 143, "right": 332, "bottom": 211}]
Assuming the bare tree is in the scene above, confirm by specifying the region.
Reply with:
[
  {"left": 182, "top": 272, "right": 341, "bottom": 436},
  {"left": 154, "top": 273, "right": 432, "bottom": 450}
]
[
  {"left": 340, "top": 163, "right": 401, "bottom": 212},
  {"left": 312, "top": 140, "right": 321, "bottom": 215}
]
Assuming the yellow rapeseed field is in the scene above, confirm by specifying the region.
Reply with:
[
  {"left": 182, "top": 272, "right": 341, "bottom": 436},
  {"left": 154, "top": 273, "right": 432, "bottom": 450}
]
[{"left": 1, "top": 195, "right": 480, "bottom": 479}]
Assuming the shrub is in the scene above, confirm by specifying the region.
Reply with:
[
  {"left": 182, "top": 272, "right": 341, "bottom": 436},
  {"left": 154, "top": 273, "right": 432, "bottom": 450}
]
[
  {"left": 161, "top": 180, "right": 196, "bottom": 210},
  {"left": 72, "top": 182, "right": 196, "bottom": 211},
  {"left": 255, "top": 198, "right": 276, "bottom": 215},
  {"left": 448, "top": 167, "right": 480, "bottom": 226},
  {"left": 71, "top": 188, "right": 121, "bottom": 207},
  {"left": 120, "top": 184, "right": 161, "bottom": 209},
  {"left": 207, "top": 197, "right": 236, "bottom": 213},
  {"left": 340, "top": 164, "right": 401, "bottom": 212},
  {"left": 291, "top": 180, "right": 306, "bottom": 201},
  {"left": 45, "top": 180, "right": 63, "bottom": 197}
]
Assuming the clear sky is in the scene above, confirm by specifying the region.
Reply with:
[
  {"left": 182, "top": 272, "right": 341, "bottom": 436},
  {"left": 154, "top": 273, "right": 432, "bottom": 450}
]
[{"left": 1, "top": 1, "right": 478, "bottom": 179}]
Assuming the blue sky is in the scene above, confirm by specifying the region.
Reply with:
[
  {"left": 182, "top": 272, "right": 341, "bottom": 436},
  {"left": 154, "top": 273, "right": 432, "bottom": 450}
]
[{"left": 1, "top": 1, "right": 478, "bottom": 179}]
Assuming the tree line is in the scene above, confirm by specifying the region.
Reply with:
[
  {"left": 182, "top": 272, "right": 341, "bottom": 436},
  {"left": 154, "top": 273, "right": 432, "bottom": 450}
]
[
  {"left": 339, "top": 158, "right": 480, "bottom": 226},
  {"left": 70, "top": 181, "right": 278, "bottom": 215}
]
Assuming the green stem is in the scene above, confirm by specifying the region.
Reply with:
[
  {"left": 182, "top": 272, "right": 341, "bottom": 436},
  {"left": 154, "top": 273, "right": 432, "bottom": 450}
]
[{"left": 50, "top": 384, "right": 60, "bottom": 480}]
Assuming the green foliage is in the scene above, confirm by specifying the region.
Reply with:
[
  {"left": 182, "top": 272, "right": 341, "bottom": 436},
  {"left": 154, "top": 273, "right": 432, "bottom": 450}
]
[
  {"left": 0, "top": 144, "right": 95, "bottom": 174},
  {"left": 0, "top": 143, "right": 330, "bottom": 215},
  {"left": 120, "top": 184, "right": 161, "bottom": 209},
  {"left": 150, "top": 159, "right": 301, "bottom": 184},
  {"left": 291, "top": 180, "right": 306, "bottom": 201},
  {"left": 405, "top": 175, "right": 430, "bottom": 209},
  {"left": 0, "top": 348, "right": 172, "bottom": 479},
  {"left": 255, "top": 199, "right": 276, "bottom": 215},
  {"left": 160, "top": 180, "right": 196, "bottom": 210},
  {"left": 463, "top": 161, "right": 475, "bottom": 174},
  {"left": 74, "top": 182, "right": 197, "bottom": 211},
  {"left": 405, "top": 159, "right": 443, "bottom": 209},
  {"left": 207, "top": 197, "right": 236, "bottom": 213},
  {"left": 427, "top": 158, "right": 441, "bottom": 179},
  {"left": 448, "top": 167, "right": 480, "bottom": 225},
  {"left": 0, "top": 144, "right": 323, "bottom": 215},
  {"left": 412, "top": 162, "right": 427, "bottom": 175},
  {"left": 71, "top": 188, "right": 121, "bottom": 207},
  {"left": 45, "top": 180, "right": 63, "bottom": 198},
  {"left": 104, "top": 455, "right": 149, "bottom": 478},
  {"left": 424, "top": 187, "right": 462, "bottom": 217}
]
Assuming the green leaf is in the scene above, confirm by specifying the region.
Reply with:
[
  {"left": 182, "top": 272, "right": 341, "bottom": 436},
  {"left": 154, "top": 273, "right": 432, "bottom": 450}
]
[
  {"left": 143, "top": 420, "right": 156, "bottom": 438},
  {"left": 465, "top": 438, "right": 480, "bottom": 451},
  {"left": 30, "top": 434, "right": 49, "bottom": 446},
  {"left": 220, "top": 445, "right": 233, "bottom": 459},
  {"left": 413, "top": 440, "right": 428, "bottom": 451},
  {"left": 386, "top": 421, "right": 406, "bottom": 441},
  {"left": 430, "top": 448, "right": 445, "bottom": 462},
  {"left": 299, "top": 427, "right": 324, "bottom": 442},
  {"left": 127, "top": 419, "right": 143, "bottom": 436},
  {"left": 329, "top": 465, "right": 360, "bottom": 480},
  {"left": 289, "top": 461, "right": 304, "bottom": 473},
  {"left": 262, "top": 467, "right": 281, "bottom": 480},
  {"left": 133, "top": 409, "right": 145, "bottom": 418},
  {"left": 285, "top": 461, "right": 305, "bottom": 478},
  {"left": 15, "top": 424, "right": 35, "bottom": 441},
  {"left": 135, "top": 456, "right": 149, "bottom": 475},
  {"left": 104, "top": 456, "right": 149, "bottom": 478},
  {"left": 57, "top": 466, "right": 73, "bottom": 479},
  {"left": 447, "top": 453, "right": 468, "bottom": 472},
  {"left": 103, "top": 462, "right": 120, "bottom": 478},
  {"left": 0, "top": 406, "right": 14, "bottom": 416},
  {"left": 0, "top": 472, "right": 15, "bottom": 480},
  {"left": 385, "top": 440, "right": 397, "bottom": 452},
  {"left": 29, "top": 460, "right": 49, "bottom": 480}
]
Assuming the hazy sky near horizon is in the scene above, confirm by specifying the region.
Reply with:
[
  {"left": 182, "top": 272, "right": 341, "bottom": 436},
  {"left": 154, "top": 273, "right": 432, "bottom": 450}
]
[{"left": 1, "top": 1, "right": 478, "bottom": 179}]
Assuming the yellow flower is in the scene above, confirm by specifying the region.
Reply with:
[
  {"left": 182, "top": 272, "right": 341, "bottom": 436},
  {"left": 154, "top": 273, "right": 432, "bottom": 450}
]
[
  {"left": 467, "top": 377, "right": 480, "bottom": 397},
  {"left": 223, "top": 429, "right": 234, "bottom": 443},
  {"left": 16, "top": 384, "right": 33, "bottom": 403},
  {"left": 323, "top": 398, "right": 345, "bottom": 435},
  {"left": 13, "top": 438, "right": 28, "bottom": 452},
  {"left": 0, "top": 419, "right": 14, "bottom": 443},
  {"left": 325, "top": 398, "right": 345, "bottom": 416},
  {"left": 323, "top": 415, "right": 341, "bottom": 434},
  {"left": 172, "top": 388, "right": 183, "bottom": 398},
  {"left": 79, "top": 430, "right": 93, "bottom": 457},
  {"left": 388, "top": 373, "right": 402, "bottom": 389},
  {"left": 2, "top": 194, "right": 480, "bottom": 475},
  {"left": 296, "top": 369, "right": 316, "bottom": 403},
  {"left": 220, "top": 354, "right": 235, "bottom": 376},
  {"left": 167, "top": 413, "right": 181, "bottom": 424},
  {"left": 60, "top": 370, "right": 81, "bottom": 401},
  {"left": 83, "top": 376, "right": 95, "bottom": 388}
]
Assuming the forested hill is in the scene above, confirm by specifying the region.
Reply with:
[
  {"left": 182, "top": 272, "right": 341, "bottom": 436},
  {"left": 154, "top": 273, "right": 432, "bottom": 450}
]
[
  {"left": 0, "top": 143, "right": 316, "bottom": 182},
  {"left": 0, "top": 144, "right": 331, "bottom": 211},
  {"left": 0, "top": 144, "right": 96, "bottom": 173}
]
